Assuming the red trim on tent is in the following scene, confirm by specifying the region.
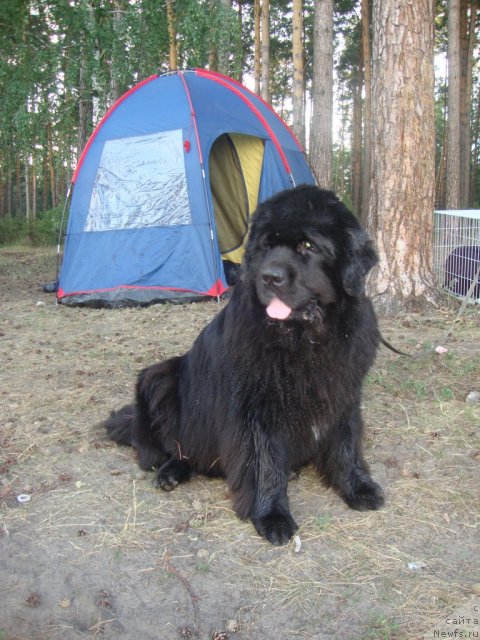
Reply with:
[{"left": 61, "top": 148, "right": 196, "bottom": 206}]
[
  {"left": 57, "top": 280, "right": 228, "bottom": 301},
  {"left": 206, "top": 279, "right": 228, "bottom": 297},
  {"left": 199, "top": 69, "right": 305, "bottom": 153},
  {"left": 72, "top": 74, "right": 159, "bottom": 184},
  {"left": 72, "top": 69, "right": 303, "bottom": 186},
  {"left": 195, "top": 68, "right": 292, "bottom": 175},
  {"left": 179, "top": 72, "right": 204, "bottom": 165}
]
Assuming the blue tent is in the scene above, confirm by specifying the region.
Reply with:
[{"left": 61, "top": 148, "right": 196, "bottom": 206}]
[{"left": 58, "top": 69, "right": 316, "bottom": 306}]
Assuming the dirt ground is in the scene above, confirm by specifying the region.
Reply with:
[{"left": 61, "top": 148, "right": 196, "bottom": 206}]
[{"left": 0, "top": 247, "right": 479, "bottom": 640}]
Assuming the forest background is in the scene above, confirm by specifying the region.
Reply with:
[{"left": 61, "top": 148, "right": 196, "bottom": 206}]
[{"left": 0, "top": 0, "right": 478, "bottom": 312}]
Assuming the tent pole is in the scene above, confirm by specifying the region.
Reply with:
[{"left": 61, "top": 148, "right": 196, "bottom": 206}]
[
  {"left": 179, "top": 72, "right": 222, "bottom": 301},
  {"left": 54, "top": 183, "right": 72, "bottom": 303}
]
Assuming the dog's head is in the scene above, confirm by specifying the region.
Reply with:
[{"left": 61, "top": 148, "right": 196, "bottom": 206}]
[{"left": 243, "top": 185, "right": 378, "bottom": 322}]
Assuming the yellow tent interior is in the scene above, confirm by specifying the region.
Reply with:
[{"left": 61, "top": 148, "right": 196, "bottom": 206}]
[{"left": 209, "top": 133, "right": 265, "bottom": 265}]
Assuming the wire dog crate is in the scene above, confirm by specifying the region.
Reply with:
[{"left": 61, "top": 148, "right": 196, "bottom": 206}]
[{"left": 433, "top": 210, "right": 480, "bottom": 302}]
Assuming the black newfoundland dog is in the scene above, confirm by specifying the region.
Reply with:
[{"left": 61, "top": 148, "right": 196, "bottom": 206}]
[{"left": 104, "top": 185, "right": 384, "bottom": 545}]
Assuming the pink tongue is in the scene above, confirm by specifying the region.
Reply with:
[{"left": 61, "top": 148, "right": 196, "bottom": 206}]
[{"left": 266, "top": 297, "right": 292, "bottom": 320}]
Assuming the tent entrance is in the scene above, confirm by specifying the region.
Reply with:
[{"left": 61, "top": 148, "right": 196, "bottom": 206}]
[{"left": 209, "top": 133, "right": 264, "bottom": 266}]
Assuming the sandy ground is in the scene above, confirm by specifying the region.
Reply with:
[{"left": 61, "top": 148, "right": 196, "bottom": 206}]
[{"left": 0, "top": 247, "right": 479, "bottom": 640}]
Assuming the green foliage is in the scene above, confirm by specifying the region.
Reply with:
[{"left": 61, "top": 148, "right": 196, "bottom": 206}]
[
  {"left": 0, "top": 0, "right": 245, "bottom": 223},
  {"left": 29, "top": 206, "right": 64, "bottom": 246},
  {"left": 0, "top": 207, "right": 63, "bottom": 246},
  {"left": 0, "top": 217, "right": 24, "bottom": 245},
  {"left": 177, "top": 0, "right": 242, "bottom": 75},
  {"left": 1, "top": 0, "right": 479, "bottom": 218}
]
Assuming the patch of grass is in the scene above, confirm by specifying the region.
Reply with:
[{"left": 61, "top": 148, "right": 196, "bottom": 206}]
[
  {"left": 439, "top": 387, "right": 455, "bottom": 401},
  {"left": 313, "top": 514, "right": 332, "bottom": 531},
  {"left": 368, "top": 344, "right": 480, "bottom": 405},
  {"left": 404, "top": 379, "right": 429, "bottom": 399},
  {"left": 360, "top": 615, "right": 401, "bottom": 640}
]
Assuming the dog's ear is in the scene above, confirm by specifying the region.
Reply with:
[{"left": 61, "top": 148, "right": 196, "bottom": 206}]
[{"left": 341, "top": 227, "right": 378, "bottom": 296}]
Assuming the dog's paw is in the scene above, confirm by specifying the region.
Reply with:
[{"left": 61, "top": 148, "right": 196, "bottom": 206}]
[
  {"left": 343, "top": 479, "right": 385, "bottom": 511},
  {"left": 252, "top": 512, "right": 298, "bottom": 546},
  {"left": 136, "top": 447, "right": 168, "bottom": 472},
  {"left": 154, "top": 459, "right": 191, "bottom": 492}
]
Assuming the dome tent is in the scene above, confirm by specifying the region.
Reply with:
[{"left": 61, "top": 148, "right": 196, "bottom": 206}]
[{"left": 57, "top": 69, "right": 316, "bottom": 307}]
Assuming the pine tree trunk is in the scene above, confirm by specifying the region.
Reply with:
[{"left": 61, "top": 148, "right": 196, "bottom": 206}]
[
  {"left": 361, "top": 0, "right": 372, "bottom": 222},
  {"left": 436, "top": 137, "right": 447, "bottom": 208},
  {"left": 77, "top": 29, "right": 93, "bottom": 155},
  {"left": 7, "top": 174, "right": 12, "bottom": 217},
  {"left": 166, "top": 0, "right": 178, "bottom": 72},
  {"left": 261, "top": 0, "right": 270, "bottom": 104},
  {"left": 470, "top": 91, "right": 480, "bottom": 204},
  {"left": 435, "top": 82, "right": 448, "bottom": 209},
  {"left": 459, "top": 0, "right": 477, "bottom": 207},
  {"left": 254, "top": 0, "right": 261, "bottom": 94},
  {"left": 31, "top": 157, "right": 36, "bottom": 220},
  {"left": 16, "top": 155, "right": 21, "bottom": 216},
  {"left": 84, "top": 2, "right": 102, "bottom": 124},
  {"left": 292, "top": 0, "right": 305, "bottom": 145},
  {"left": 309, "top": 0, "right": 333, "bottom": 188},
  {"left": 335, "top": 105, "right": 347, "bottom": 194},
  {"left": 25, "top": 159, "right": 31, "bottom": 222},
  {"left": 0, "top": 178, "right": 4, "bottom": 219},
  {"left": 446, "top": 0, "right": 461, "bottom": 209},
  {"left": 238, "top": 0, "right": 245, "bottom": 82},
  {"left": 42, "top": 154, "right": 48, "bottom": 211},
  {"left": 352, "top": 45, "right": 363, "bottom": 218},
  {"left": 367, "top": 0, "right": 438, "bottom": 314},
  {"left": 111, "top": 0, "right": 125, "bottom": 100},
  {"left": 218, "top": 0, "right": 232, "bottom": 74},
  {"left": 47, "top": 122, "right": 56, "bottom": 208}
]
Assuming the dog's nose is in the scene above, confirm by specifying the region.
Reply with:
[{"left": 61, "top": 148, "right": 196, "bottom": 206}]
[{"left": 262, "top": 265, "right": 287, "bottom": 287}]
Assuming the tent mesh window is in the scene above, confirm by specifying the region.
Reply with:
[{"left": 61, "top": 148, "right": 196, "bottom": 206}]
[
  {"left": 433, "top": 210, "right": 480, "bottom": 302},
  {"left": 84, "top": 130, "right": 191, "bottom": 232}
]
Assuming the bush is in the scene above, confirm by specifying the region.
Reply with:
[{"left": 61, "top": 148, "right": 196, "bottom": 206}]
[
  {"left": 28, "top": 207, "right": 64, "bottom": 246},
  {"left": 0, "top": 217, "right": 24, "bottom": 245},
  {"left": 0, "top": 206, "right": 65, "bottom": 246}
]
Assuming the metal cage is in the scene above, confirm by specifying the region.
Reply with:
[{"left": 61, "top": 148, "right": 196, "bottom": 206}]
[{"left": 433, "top": 210, "right": 480, "bottom": 302}]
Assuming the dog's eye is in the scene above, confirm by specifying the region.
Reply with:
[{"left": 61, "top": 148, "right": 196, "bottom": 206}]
[{"left": 297, "top": 240, "right": 318, "bottom": 255}]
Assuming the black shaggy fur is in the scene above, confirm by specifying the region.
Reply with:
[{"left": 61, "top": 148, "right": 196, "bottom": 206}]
[{"left": 104, "top": 185, "right": 384, "bottom": 545}]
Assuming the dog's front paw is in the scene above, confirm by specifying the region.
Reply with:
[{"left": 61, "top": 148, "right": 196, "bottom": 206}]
[
  {"left": 252, "top": 512, "right": 298, "bottom": 545},
  {"left": 343, "top": 478, "right": 385, "bottom": 511},
  {"left": 154, "top": 459, "right": 191, "bottom": 492}
]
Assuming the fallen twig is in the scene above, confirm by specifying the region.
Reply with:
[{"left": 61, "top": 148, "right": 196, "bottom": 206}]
[{"left": 163, "top": 549, "right": 201, "bottom": 636}]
